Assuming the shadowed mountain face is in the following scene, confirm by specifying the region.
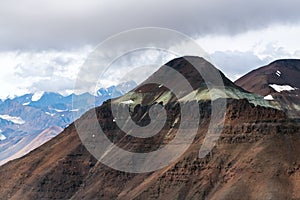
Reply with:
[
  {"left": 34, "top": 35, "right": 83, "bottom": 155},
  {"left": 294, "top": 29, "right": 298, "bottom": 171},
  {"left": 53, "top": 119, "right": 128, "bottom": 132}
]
[
  {"left": 0, "top": 57, "right": 299, "bottom": 200},
  {"left": 235, "top": 59, "right": 300, "bottom": 118}
]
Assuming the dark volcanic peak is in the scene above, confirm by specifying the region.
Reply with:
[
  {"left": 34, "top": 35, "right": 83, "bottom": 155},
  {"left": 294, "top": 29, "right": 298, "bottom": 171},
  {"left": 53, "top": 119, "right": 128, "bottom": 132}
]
[
  {"left": 268, "top": 59, "right": 300, "bottom": 70},
  {"left": 162, "top": 56, "right": 241, "bottom": 89},
  {"left": 264, "top": 59, "right": 300, "bottom": 86},
  {"left": 235, "top": 59, "right": 300, "bottom": 95},
  {"left": 139, "top": 56, "right": 243, "bottom": 93},
  {"left": 266, "top": 59, "right": 300, "bottom": 88},
  {"left": 125, "top": 56, "right": 273, "bottom": 110},
  {"left": 235, "top": 59, "right": 300, "bottom": 118},
  {"left": 0, "top": 56, "right": 299, "bottom": 199}
]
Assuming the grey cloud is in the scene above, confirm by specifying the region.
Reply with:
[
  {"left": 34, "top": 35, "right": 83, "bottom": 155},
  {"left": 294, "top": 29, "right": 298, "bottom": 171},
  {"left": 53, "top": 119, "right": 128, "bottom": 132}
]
[
  {"left": 31, "top": 76, "right": 75, "bottom": 93},
  {"left": 261, "top": 43, "right": 292, "bottom": 60},
  {"left": 15, "top": 64, "right": 55, "bottom": 78},
  {"left": 294, "top": 51, "right": 300, "bottom": 57},
  {"left": 1, "top": 0, "right": 300, "bottom": 50},
  {"left": 53, "top": 57, "right": 73, "bottom": 67},
  {"left": 210, "top": 51, "right": 267, "bottom": 80}
]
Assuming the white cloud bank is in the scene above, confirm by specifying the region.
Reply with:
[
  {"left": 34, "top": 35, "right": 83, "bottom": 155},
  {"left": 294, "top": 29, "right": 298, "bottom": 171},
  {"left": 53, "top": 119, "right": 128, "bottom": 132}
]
[
  {"left": 1, "top": 0, "right": 300, "bottom": 50},
  {"left": 1, "top": 24, "right": 300, "bottom": 99},
  {"left": 0, "top": 46, "right": 92, "bottom": 99},
  {"left": 0, "top": 0, "right": 300, "bottom": 98}
]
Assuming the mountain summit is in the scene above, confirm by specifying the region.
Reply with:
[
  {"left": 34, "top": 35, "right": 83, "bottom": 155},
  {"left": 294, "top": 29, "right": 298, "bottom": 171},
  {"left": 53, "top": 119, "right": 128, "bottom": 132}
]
[
  {"left": 117, "top": 56, "right": 275, "bottom": 109},
  {"left": 144, "top": 56, "right": 241, "bottom": 90},
  {"left": 235, "top": 59, "right": 300, "bottom": 118},
  {"left": 0, "top": 57, "right": 299, "bottom": 199}
]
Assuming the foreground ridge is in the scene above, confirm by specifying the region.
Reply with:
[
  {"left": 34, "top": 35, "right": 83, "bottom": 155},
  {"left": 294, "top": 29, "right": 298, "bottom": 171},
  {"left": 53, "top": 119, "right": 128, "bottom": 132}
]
[{"left": 0, "top": 57, "right": 299, "bottom": 200}]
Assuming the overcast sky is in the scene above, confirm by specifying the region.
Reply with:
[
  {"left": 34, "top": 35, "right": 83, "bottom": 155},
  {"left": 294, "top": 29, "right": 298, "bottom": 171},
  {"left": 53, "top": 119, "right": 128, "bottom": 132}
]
[{"left": 1, "top": 0, "right": 300, "bottom": 99}]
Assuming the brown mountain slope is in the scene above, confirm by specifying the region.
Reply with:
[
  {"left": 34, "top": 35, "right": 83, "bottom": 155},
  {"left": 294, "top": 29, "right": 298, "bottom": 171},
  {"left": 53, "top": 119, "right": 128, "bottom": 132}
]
[
  {"left": 0, "top": 126, "right": 63, "bottom": 166},
  {"left": 235, "top": 59, "right": 300, "bottom": 118},
  {"left": 0, "top": 57, "right": 299, "bottom": 200},
  {"left": 0, "top": 99, "right": 298, "bottom": 200}
]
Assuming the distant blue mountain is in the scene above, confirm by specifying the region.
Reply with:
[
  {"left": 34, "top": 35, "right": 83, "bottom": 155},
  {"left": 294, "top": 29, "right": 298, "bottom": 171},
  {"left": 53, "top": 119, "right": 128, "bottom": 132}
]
[{"left": 0, "top": 80, "right": 137, "bottom": 165}]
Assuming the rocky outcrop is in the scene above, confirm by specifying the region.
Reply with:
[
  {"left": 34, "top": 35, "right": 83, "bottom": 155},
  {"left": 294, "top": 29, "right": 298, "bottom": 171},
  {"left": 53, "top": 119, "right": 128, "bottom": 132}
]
[
  {"left": 0, "top": 57, "right": 299, "bottom": 200},
  {"left": 0, "top": 96, "right": 298, "bottom": 199}
]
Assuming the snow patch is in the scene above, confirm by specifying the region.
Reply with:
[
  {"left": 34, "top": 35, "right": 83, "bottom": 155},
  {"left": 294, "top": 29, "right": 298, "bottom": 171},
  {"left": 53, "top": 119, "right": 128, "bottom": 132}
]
[
  {"left": 264, "top": 94, "right": 274, "bottom": 100},
  {"left": 70, "top": 109, "right": 79, "bottom": 112},
  {"left": 121, "top": 100, "right": 134, "bottom": 104},
  {"left": 54, "top": 109, "right": 67, "bottom": 113},
  {"left": 0, "top": 129, "right": 5, "bottom": 141},
  {"left": 293, "top": 103, "right": 300, "bottom": 111},
  {"left": 0, "top": 114, "right": 25, "bottom": 124},
  {"left": 22, "top": 102, "right": 30, "bottom": 106},
  {"left": 32, "top": 91, "right": 44, "bottom": 101},
  {"left": 0, "top": 131, "right": 6, "bottom": 141},
  {"left": 269, "top": 84, "right": 297, "bottom": 92},
  {"left": 45, "top": 112, "right": 55, "bottom": 117},
  {"left": 275, "top": 70, "right": 281, "bottom": 77}
]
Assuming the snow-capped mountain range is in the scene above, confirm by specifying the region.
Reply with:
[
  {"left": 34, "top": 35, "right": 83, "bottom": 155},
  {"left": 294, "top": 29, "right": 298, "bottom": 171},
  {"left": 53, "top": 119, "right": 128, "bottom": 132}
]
[
  {"left": 0, "top": 80, "right": 136, "bottom": 165},
  {"left": 0, "top": 57, "right": 298, "bottom": 199}
]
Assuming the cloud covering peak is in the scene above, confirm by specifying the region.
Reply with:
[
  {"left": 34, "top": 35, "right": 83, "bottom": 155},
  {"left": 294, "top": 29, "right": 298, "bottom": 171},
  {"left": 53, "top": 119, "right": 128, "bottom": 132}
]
[{"left": 1, "top": 0, "right": 300, "bottom": 50}]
